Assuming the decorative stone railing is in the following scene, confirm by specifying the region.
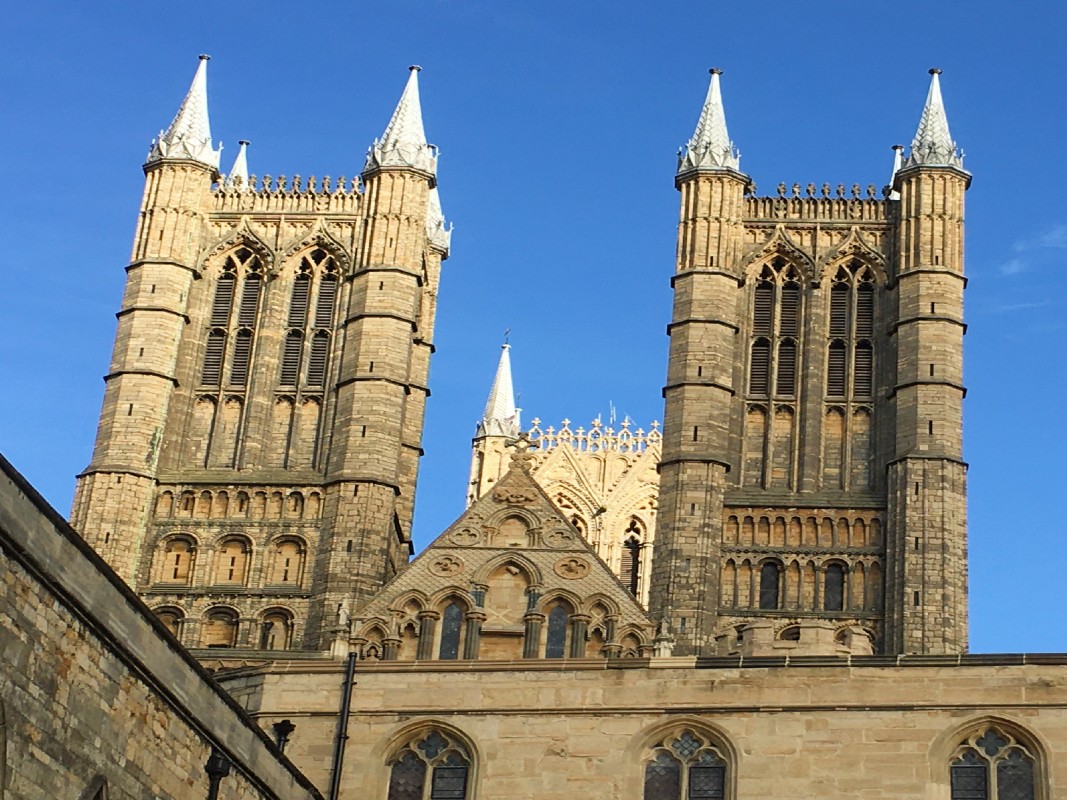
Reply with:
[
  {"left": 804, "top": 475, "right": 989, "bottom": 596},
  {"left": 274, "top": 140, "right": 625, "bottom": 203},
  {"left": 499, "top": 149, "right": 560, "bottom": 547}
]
[{"left": 527, "top": 418, "right": 661, "bottom": 454}]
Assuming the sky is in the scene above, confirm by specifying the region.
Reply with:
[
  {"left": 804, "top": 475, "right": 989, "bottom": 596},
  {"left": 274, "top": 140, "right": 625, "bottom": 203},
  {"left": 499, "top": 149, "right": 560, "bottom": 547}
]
[{"left": 2, "top": 1, "right": 1066, "bottom": 653}]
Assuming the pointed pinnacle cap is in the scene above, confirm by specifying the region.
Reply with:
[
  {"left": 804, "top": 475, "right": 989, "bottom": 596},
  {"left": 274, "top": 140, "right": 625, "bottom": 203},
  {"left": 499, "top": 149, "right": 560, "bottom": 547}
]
[
  {"left": 476, "top": 344, "right": 520, "bottom": 438},
  {"left": 226, "top": 140, "right": 250, "bottom": 189},
  {"left": 148, "top": 55, "right": 220, "bottom": 169},
  {"left": 904, "top": 68, "right": 963, "bottom": 169},
  {"left": 678, "top": 68, "right": 741, "bottom": 174},
  {"left": 364, "top": 65, "right": 437, "bottom": 176},
  {"left": 426, "top": 185, "right": 452, "bottom": 253}
]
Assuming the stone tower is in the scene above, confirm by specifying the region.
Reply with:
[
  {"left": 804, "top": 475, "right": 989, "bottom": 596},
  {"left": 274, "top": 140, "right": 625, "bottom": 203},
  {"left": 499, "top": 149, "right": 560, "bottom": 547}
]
[
  {"left": 71, "top": 58, "right": 450, "bottom": 650},
  {"left": 467, "top": 343, "right": 522, "bottom": 505},
  {"left": 649, "top": 69, "right": 969, "bottom": 656}
]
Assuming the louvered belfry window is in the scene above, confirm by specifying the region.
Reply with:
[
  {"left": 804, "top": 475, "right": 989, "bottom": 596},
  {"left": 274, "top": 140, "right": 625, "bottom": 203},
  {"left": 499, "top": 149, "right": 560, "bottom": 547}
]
[
  {"left": 200, "top": 249, "right": 263, "bottom": 387},
  {"left": 748, "top": 258, "right": 803, "bottom": 398},
  {"left": 279, "top": 249, "right": 340, "bottom": 390},
  {"left": 825, "top": 262, "right": 876, "bottom": 399}
]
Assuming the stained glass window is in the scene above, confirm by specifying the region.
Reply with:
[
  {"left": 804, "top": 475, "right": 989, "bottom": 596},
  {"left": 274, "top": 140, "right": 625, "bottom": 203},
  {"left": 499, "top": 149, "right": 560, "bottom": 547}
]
[
  {"left": 439, "top": 603, "right": 463, "bottom": 660},
  {"left": 950, "top": 725, "right": 1037, "bottom": 800},
  {"left": 546, "top": 605, "right": 569, "bottom": 658},
  {"left": 387, "top": 731, "right": 471, "bottom": 800},
  {"left": 643, "top": 729, "right": 728, "bottom": 800}
]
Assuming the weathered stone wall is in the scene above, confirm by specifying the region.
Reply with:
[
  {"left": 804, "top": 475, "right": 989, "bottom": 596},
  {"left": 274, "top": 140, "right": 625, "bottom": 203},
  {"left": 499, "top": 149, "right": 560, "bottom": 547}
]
[
  {"left": 222, "top": 655, "right": 1067, "bottom": 800},
  {"left": 0, "top": 455, "right": 321, "bottom": 800}
]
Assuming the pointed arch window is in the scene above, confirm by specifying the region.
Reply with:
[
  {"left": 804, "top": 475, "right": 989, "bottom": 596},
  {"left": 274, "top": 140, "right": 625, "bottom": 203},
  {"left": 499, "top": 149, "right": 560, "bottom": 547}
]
[
  {"left": 826, "top": 261, "right": 877, "bottom": 399},
  {"left": 545, "top": 604, "right": 570, "bottom": 658},
  {"left": 950, "top": 725, "right": 1038, "bottom": 800},
  {"left": 748, "top": 259, "right": 803, "bottom": 399},
  {"left": 387, "top": 730, "right": 471, "bottom": 800},
  {"left": 758, "top": 561, "right": 781, "bottom": 610},
  {"left": 200, "top": 248, "right": 263, "bottom": 389},
  {"left": 643, "top": 728, "right": 729, "bottom": 800},
  {"left": 824, "top": 563, "right": 845, "bottom": 611},
  {"left": 439, "top": 602, "right": 464, "bottom": 660},
  {"left": 278, "top": 248, "right": 341, "bottom": 390}
]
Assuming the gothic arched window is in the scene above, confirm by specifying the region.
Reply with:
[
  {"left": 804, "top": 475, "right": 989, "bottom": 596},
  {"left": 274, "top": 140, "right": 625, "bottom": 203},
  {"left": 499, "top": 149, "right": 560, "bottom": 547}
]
[
  {"left": 621, "top": 522, "right": 643, "bottom": 597},
  {"left": 386, "top": 729, "right": 471, "bottom": 800},
  {"left": 825, "top": 261, "right": 876, "bottom": 399},
  {"left": 643, "top": 728, "right": 730, "bottom": 800},
  {"left": 747, "top": 259, "right": 803, "bottom": 399},
  {"left": 439, "top": 602, "right": 464, "bottom": 660},
  {"left": 279, "top": 249, "right": 341, "bottom": 390},
  {"left": 950, "top": 724, "right": 1038, "bottom": 800},
  {"left": 824, "top": 563, "right": 845, "bottom": 611},
  {"left": 758, "top": 561, "right": 781, "bottom": 610},
  {"left": 545, "top": 604, "right": 570, "bottom": 658},
  {"left": 259, "top": 609, "right": 294, "bottom": 650},
  {"left": 200, "top": 248, "right": 263, "bottom": 388}
]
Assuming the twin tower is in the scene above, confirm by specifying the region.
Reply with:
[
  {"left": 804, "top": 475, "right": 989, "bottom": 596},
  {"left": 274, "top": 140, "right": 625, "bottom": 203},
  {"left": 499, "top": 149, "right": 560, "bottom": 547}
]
[{"left": 72, "top": 59, "right": 969, "bottom": 656}]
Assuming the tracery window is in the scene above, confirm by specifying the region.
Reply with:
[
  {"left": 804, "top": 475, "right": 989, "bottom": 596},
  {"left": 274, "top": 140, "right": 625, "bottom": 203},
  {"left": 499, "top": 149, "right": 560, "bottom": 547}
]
[
  {"left": 951, "top": 725, "right": 1037, "bottom": 800},
  {"left": 387, "top": 730, "right": 471, "bottom": 800},
  {"left": 200, "top": 248, "right": 263, "bottom": 387},
  {"left": 826, "top": 261, "right": 875, "bottom": 399},
  {"left": 748, "top": 258, "right": 803, "bottom": 398},
  {"left": 279, "top": 248, "right": 340, "bottom": 389},
  {"left": 643, "top": 729, "right": 729, "bottom": 800}
]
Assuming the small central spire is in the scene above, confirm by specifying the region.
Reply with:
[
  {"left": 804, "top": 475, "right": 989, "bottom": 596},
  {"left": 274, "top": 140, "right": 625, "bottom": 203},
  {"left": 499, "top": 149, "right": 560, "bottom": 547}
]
[
  {"left": 476, "top": 343, "right": 520, "bottom": 439},
  {"left": 904, "top": 68, "right": 963, "bottom": 168},
  {"left": 678, "top": 68, "right": 740, "bottom": 174},
  {"left": 226, "top": 140, "right": 250, "bottom": 189},
  {"left": 147, "top": 54, "right": 220, "bottom": 169},
  {"left": 364, "top": 66, "right": 436, "bottom": 175}
]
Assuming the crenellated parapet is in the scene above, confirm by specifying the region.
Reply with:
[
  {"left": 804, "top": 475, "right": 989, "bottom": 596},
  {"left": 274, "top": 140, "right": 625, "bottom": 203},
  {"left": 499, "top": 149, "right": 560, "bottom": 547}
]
[
  {"left": 743, "top": 193, "right": 890, "bottom": 224},
  {"left": 211, "top": 175, "right": 363, "bottom": 214}
]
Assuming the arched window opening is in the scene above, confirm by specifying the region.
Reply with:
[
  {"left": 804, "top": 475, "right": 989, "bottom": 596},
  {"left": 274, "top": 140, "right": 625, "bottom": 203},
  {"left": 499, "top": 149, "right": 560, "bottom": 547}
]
[
  {"left": 280, "top": 331, "right": 304, "bottom": 386},
  {"left": 236, "top": 271, "right": 262, "bottom": 327},
  {"left": 278, "top": 249, "right": 340, "bottom": 394},
  {"left": 288, "top": 273, "right": 311, "bottom": 327},
  {"left": 855, "top": 282, "right": 874, "bottom": 337},
  {"left": 758, "top": 562, "right": 780, "bottom": 610},
  {"left": 307, "top": 332, "right": 330, "bottom": 387},
  {"left": 201, "top": 329, "right": 226, "bottom": 386},
  {"left": 387, "top": 730, "right": 471, "bottom": 800},
  {"left": 270, "top": 539, "right": 305, "bottom": 585},
  {"left": 229, "top": 329, "right": 253, "bottom": 385},
  {"left": 202, "top": 249, "right": 263, "bottom": 391},
  {"left": 776, "top": 338, "right": 797, "bottom": 396},
  {"left": 853, "top": 341, "right": 873, "bottom": 397},
  {"left": 749, "top": 338, "right": 771, "bottom": 395},
  {"left": 779, "top": 282, "right": 799, "bottom": 336},
  {"left": 545, "top": 604, "right": 570, "bottom": 658},
  {"left": 950, "top": 725, "right": 1037, "bottom": 800},
  {"left": 826, "top": 262, "right": 877, "bottom": 402},
  {"left": 260, "top": 610, "right": 293, "bottom": 650},
  {"left": 213, "top": 538, "right": 250, "bottom": 585},
  {"left": 824, "top": 563, "right": 845, "bottom": 611},
  {"left": 439, "top": 602, "right": 464, "bottom": 660},
  {"left": 621, "top": 530, "right": 643, "bottom": 597},
  {"left": 830, "top": 281, "right": 850, "bottom": 336},
  {"left": 202, "top": 609, "right": 238, "bottom": 648},
  {"left": 154, "top": 607, "right": 184, "bottom": 638},
  {"left": 314, "top": 272, "right": 339, "bottom": 328},
  {"left": 160, "top": 537, "right": 196, "bottom": 584},
  {"left": 827, "top": 340, "right": 847, "bottom": 397},
  {"left": 752, "top": 281, "right": 774, "bottom": 336},
  {"left": 644, "top": 729, "right": 728, "bottom": 800},
  {"left": 210, "top": 270, "right": 236, "bottom": 326}
]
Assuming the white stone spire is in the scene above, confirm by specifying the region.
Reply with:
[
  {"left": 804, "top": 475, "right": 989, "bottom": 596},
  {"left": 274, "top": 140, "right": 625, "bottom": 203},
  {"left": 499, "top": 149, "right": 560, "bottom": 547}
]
[
  {"left": 364, "top": 66, "right": 437, "bottom": 175},
  {"left": 678, "top": 69, "right": 740, "bottom": 174},
  {"left": 147, "top": 55, "right": 220, "bottom": 169},
  {"left": 476, "top": 344, "right": 520, "bottom": 438},
  {"left": 888, "top": 144, "right": 904, "bottom": 200},
  {"left": 426, "top": 186, "right": 452, "bottom": 252},
  {"left": 904, "top": 69, "right": 963, "bottom": 169},
  {"left": 226, "top": 140, "right": 250, "bottom": 188}
]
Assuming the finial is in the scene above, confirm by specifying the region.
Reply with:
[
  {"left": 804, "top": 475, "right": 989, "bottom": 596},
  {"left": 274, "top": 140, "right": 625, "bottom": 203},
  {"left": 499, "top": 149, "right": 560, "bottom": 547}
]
[
  {"left": 475, "top": 342, "right": 520, "bottom": 439},
  {"left": 904, "top": 68, "right": 963, "bottom": 169},
  {"left": 678, "top": 68, "right": 740, "bottom": 174},
  {"left": 364, "top": 65, "right": 435, "bottom": 175},
  {"left": 503, "top": 328, "right": 511, "bottom": 345},
  {"left": 147, "top": 55, "right": 220, "bottom": 169},
  {"left": 199, "top": 54, "right": 211, "bottom": 61},
  {"left": 929, "top": 67, "right": 942, "bottom": 75},
  {"left": 710, "top": 68, "right": 723, "bottom": 75},
  {"left": 409, "top": 65, "right": 422, "bottom": 72},
  {"left": 239, "top": 139, "right": 250, "bottom": 146}
]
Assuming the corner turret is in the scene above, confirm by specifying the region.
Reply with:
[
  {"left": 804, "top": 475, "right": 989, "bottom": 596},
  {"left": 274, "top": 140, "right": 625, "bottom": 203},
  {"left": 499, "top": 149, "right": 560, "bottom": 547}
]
[{"left": 146, "top": 55, "right": 220, "bottom": 171}]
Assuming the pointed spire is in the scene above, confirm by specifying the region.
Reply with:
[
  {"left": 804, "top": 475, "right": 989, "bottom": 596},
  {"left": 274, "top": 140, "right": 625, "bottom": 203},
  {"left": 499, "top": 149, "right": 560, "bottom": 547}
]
[
  {"left": 364, "top": 66, "right": 437, "bottom": 176},
  {"left": 226, "top": 140, "right": 250, "bottom": 189},
  {"left": 147, "top": 55, "right": 220, "bottom": 169},
  {"left": 426, "top": 185, "right": 452, "bottom": 252},
  {"left": 904, "top": 69, "right": 963, "bottom": 169},
  {"left": 678, "top": 69, "right": 740, "bottom": 174},
  {"left": 476, "top": 343, "right": 520, "bottom": 438},
  {"left": 888, "top": 144, "right": 904, "bottom": 200}
]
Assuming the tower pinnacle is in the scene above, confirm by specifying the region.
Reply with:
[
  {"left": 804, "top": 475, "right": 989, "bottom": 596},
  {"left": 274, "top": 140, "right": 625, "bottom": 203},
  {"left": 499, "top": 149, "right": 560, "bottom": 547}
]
[
  {"left": 364, "top": 65, "right": 436, "bottom": 176},
  {"left": 904, "top": 68, "right": 963, "bottom": 169},
  {"left": 226, "top": 140, "right": 250, "bottom": 188},
  {"left": 476, "top": 343, "right": 520, "bottom": 438},
  {"left": 426, "top": 186, "right": 452, "bottom": 253},
  {"left": 678, "top": 68, "right": 740, "bottom": 174},
  {"left": 147, "top": 55, "right": 220, "bottom": 169}
]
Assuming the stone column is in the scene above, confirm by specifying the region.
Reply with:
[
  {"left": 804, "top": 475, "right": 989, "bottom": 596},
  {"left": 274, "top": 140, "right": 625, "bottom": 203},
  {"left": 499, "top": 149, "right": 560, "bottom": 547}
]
[
  {"left": 382, "top": 637, "right": 400, "bottom": 660},
  {"left": 522, "top": 613, "right": 545, "bottom": 659},
  {"left": 568, "top": 614, "right": 590, "bottom": 658},
  {"left": 602, "top": 616, "right": 621, "bottom": 658},
  {"left": 416, "top": 611, "right": 439, "bottom": 660},
  {"left": 462, "top": 611, "right": 485, "bottom": 659}
]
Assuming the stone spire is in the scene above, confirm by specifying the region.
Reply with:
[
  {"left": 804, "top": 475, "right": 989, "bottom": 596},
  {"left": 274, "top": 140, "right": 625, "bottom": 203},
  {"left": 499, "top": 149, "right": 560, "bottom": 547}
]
[
  {"left": 147, "top": 55, "right": 220, "bottom": 169},
  {"left": 888, "top": 144, "right": 904, "bottom": 200},
  {"left": 364, "top": 66, "right": 437, "bottom": 175},
  {"left": 904, "top": 69, "right": 963, "bottom": 169},
  {"left": 226, "top": 140, "right": 250, "bottom": 188},
  {"left": 476, "top": 344, "right": 520, "bottom": 438},
  {"left": 426, "top": 186, "right": 452, "bottom": 252},
  {"left": 678, "top": 69, "right": 740, "bottom": 174}
]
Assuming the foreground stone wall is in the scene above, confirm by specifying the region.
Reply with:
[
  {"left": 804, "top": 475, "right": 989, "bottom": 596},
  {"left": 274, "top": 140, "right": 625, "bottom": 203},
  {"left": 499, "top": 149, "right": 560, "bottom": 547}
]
[
  {"left": 0, "top": 455, "right": 321, "bottom": 800},
  {"left": 220, "top": 654, "right": 1067, "bottom": 800}
]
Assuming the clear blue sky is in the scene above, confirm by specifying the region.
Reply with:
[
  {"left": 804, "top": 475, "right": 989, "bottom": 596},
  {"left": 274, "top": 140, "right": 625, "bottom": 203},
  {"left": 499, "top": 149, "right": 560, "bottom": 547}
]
[{"left": 2, "top": 2, "right": 1065, "bottom": 652}]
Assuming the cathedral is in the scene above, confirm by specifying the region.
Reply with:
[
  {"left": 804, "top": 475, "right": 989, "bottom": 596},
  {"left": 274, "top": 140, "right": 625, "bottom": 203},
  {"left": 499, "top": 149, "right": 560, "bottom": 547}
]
[{"left": 2, "top": 56, "right": 1064, "bottom": 800}]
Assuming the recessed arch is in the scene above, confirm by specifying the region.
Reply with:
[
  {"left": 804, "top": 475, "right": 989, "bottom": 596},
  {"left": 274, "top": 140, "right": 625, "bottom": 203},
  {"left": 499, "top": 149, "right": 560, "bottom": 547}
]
[
  {"left": 629, "top": 718, "right": 739, "bottom": 800},
  {"left": 929, "top": 715, "right": 1050, "bottom": 800}
]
